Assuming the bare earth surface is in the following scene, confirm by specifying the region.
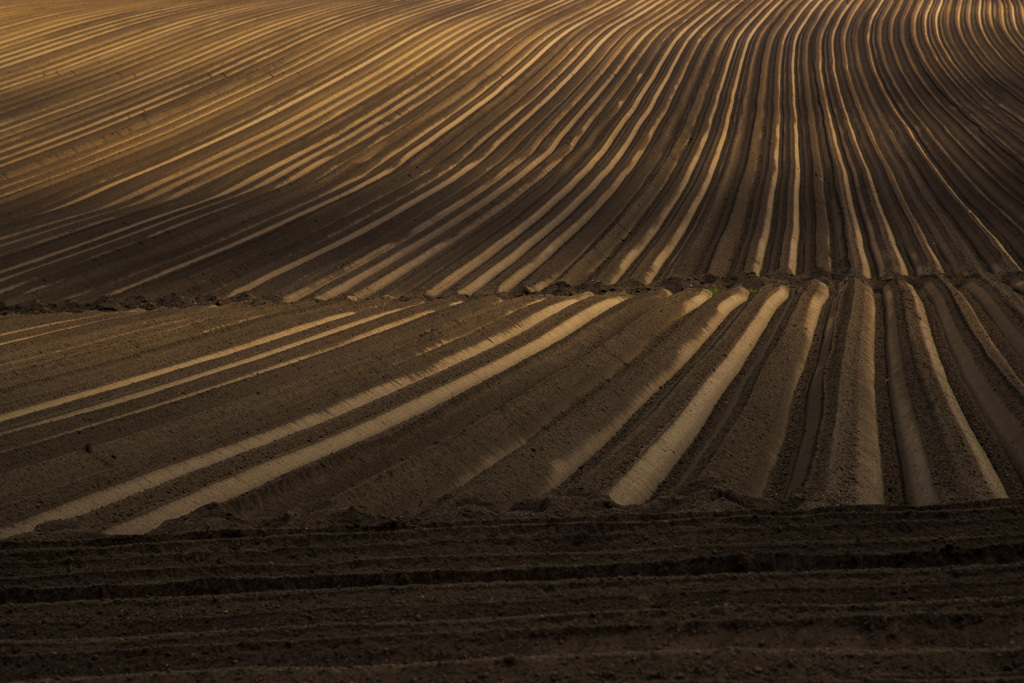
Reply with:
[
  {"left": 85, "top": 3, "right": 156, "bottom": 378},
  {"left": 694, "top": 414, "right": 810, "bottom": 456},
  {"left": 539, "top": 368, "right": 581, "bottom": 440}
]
[
  {"left": 2, "top": 0, "right": 1024, "bottom": 678},
  {"left": 3, "top": 503, "right": 1024, "bottom": 681}
]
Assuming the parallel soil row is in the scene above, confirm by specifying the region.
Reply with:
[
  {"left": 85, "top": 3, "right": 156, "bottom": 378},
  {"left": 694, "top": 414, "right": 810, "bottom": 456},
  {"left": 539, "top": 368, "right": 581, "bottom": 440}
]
[
  {"left": 2, "top": 0, "right": 1024, "bottom": 305},
  {"left": 2, "top": 275, "right": 1022, "bottom": 539},
  {"left": 3, "top": 0, "right": 1024, "bottom": 677},
  {"left": 2, "top": 501, "right": 1023, "bottom": 679}
]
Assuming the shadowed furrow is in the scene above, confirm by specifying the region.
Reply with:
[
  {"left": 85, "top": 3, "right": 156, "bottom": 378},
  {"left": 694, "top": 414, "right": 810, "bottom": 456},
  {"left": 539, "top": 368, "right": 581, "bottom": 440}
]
[
  {"left": 1, "top": 278, "right": 1022, "bottom": 538},
  {"left": 2, "top": 0, "right": 1023, "bottom": 304},
  {"left": 4, "top": 1, "right": 1024, "bottom": 678}
]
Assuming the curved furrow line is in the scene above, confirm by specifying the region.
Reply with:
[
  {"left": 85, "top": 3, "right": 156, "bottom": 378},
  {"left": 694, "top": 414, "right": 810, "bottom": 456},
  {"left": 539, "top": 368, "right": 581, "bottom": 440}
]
[
  {"left": 891, "top": 0, "right": 1024, "bottom": 272},
  {"left": 87, "top": 0, "right": 645, "bottom": 298},
  {"left": 751, "top": 0, "right": 836, "bottom": 277},
  {"left": 0, "top": 3, "right": 355, "bottom": 165},
  {"left": 675, "top": 0, "right": 833, "bottom": 279},
  {"left": 324, "top": 290, "right": 677, "bottom": 516},
  {"left": 185, "top": 0, "right": 615, "bottom": 191},
  {"left": 932, "top": 0, "right": 1024, "bottom": 213},
  {"left": 456, "top": 2, "right": 749, "bottom": 296},
  {"left": 695, "top": 282, "right": 829, "bottom": 497},
  {"left": 862, "top": 0, "right": 1000, "bottom": 274},
  {"left": 231, "top": 0, "right": 676, "bottom": 300},
  {"left": 331, "top": 0, "right": 741, "bottom": 301},
  {"left": 736, "top": 4, "right": 797, "bottom": 276},
  {"left": 235, "top": 0, "right": 663, "bottom": 299},
  {"left": 951, "top": 0, "right": 1024, "bottom": 121},
  {"left": 0, "top": 4, "right": 98, "bottom": 54},
  {"left": 811, "top": 0, "right": 874, "bottom": 279},
  {"left": 594, "top": 18, "right": 744, "bottom": 282},
  {"left": 1007, "top": 0, "right": 1024, "bottom": 54},
  {"left": 1, "top": 0, "right": 1022, "bottom": 306},
  {"left": 0, "top": 3, "right": 301, "bottom": 152},
  {"left": 0, "top": 0, "right": 464, "bottom": 203},
  {"left": 317, "top": 0, "right": 696, "bottom": 298},
  {"left": 878, "top": 0, "right": 965, "bottom": 274},
  {"left": 849, "top": 0, "right": 954, "bottom": 275},
  {"left": 709, "top": 0, "right": 836, "bottom": 280},
  {"left": 785, "top": 0, "right": 837, "bottom": 275},
  {"left": 491, "top": 11, "right": 745, "bottom": 293},
  {"left": 0, "top": 2, "right": 268, "bottom": 117},
  {"left": 441, "top": 289, "right": 741, "bottom": 510},
  {"left": 833, "top": 0, "right": 930, "bottom": 277},
  {"left": 773, "top": 5, "right": 811, "bottom": 275},
  {"left": 0, "top": 3, "right": 183, "bottom": 74},
  {"left": 0, "top": 300, "right": 554, "bottom": 463},
  {"left": 798, "top": 279, "right": 883, "bottom": 506},
  {"left": 939, "top": 0, "right": 1024, "bottom": 155},
  {"left": 654, "top": 0, "right": 853, "bottom": 281},
  {"left": 612, "top": 0, "right": 786, "bottom": 285},
  {"left": 581, "top": 0, "right": 778, "bottom": 282},
  {"left": 951, "top": 0, "right": 1024, "bottom": 226},
  {"left": 580, "top": 25, "right": 743, "bottom": 283},
  {"left": 0, "top": 295, "right": 605, "bottom": 538},
  {"left": 516, "top": 0, "right": 817, "bottom": 290},
  {"left": 920, "top": 280, "right": 1024, "bottom": 484},
  {"left": 854, "top": 0, "right": 973, "bottom": 274},
  {"left": 707, "top": 0, "right": 806, "bottom": 277},
  {"left": 1006, "top": 0, "right": 1024, "bottom": 50},
  {"left": 0, "top": 0, "right": 511, "bottom": 205},
  {"left": 101, "top": 295, "right": 624, "bottom": 536},
  {"left": 882, "top": 280, "right": 1007, "bottom": 504},
  {"left": 206, "top": 0, "right": 616, "bottom": 210},
  {"left": 0, "top": 0, "right": 344, "bottom": 89},
  {"left": 2, "top": 24, "right": 544, "bottom": 290},
  {"left": 103, "top": 0, "right": 558, "bottom": 208},
  {"left": 547, "top": 1, "right": 748, "bottom": 286},
  {"left": 607, "top": 286, "right": 790, "bottom": 505},
  {"left": 0, "top": 302, "right": 461, "bottom": 446},
  {"left": 0, "top": 2, "right": 441, "bottom": 229},
  {"left": 0, "top": 309, "right": 378, "bottom": 428}
]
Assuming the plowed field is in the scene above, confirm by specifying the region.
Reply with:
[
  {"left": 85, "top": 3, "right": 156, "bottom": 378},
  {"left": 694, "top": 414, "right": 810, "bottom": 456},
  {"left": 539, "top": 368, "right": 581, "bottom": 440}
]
[{"left": 2, "top": 0, "right": 1024, "bottom": 678}]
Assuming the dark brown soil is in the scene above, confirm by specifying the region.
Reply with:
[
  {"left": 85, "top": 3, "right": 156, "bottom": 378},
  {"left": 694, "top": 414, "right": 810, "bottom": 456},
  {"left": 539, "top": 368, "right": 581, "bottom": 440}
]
[
  {"left": 4, "top": 502, "right": 1024, "bottom": 681},
  {"left": 4, "top": 0, "right": 1024, "bottom": 678}
]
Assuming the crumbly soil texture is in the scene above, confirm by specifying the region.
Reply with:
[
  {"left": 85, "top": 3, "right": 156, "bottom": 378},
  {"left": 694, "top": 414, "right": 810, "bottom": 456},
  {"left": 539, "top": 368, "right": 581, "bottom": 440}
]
[
  {"left": 3, "top": 0, "right": 1024, "bottom": 678},
  {"left": 3, "top": 502, "right": 1024, "bottom": 681}
]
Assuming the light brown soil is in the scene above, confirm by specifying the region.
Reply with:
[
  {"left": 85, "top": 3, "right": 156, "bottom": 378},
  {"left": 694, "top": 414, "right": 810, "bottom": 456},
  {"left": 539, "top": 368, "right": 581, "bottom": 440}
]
[
  {"left": 2, "top": 280, "right": 1023, "bottom": 678},
  {"left": 2, "top": 0, "right": 1024, "bottom": 304},
  {"left": 3, "top": 0, "right": 1024, "bottom": 678}
]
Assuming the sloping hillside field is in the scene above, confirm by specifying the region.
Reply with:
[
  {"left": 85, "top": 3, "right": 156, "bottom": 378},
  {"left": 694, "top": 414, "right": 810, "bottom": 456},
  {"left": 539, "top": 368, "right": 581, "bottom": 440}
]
[{"left": 3, "top": 0, "right": 1024, "bottom": 678}]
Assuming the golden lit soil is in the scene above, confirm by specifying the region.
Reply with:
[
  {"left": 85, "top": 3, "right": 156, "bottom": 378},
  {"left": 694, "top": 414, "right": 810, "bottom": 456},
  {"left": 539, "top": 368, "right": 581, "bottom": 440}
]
[
  {"left": 3, "top": 0, "right": 1024, "bottom": 677},
  {"left": 2, "top": 0, "right": 1024, "bottom": 303}
]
